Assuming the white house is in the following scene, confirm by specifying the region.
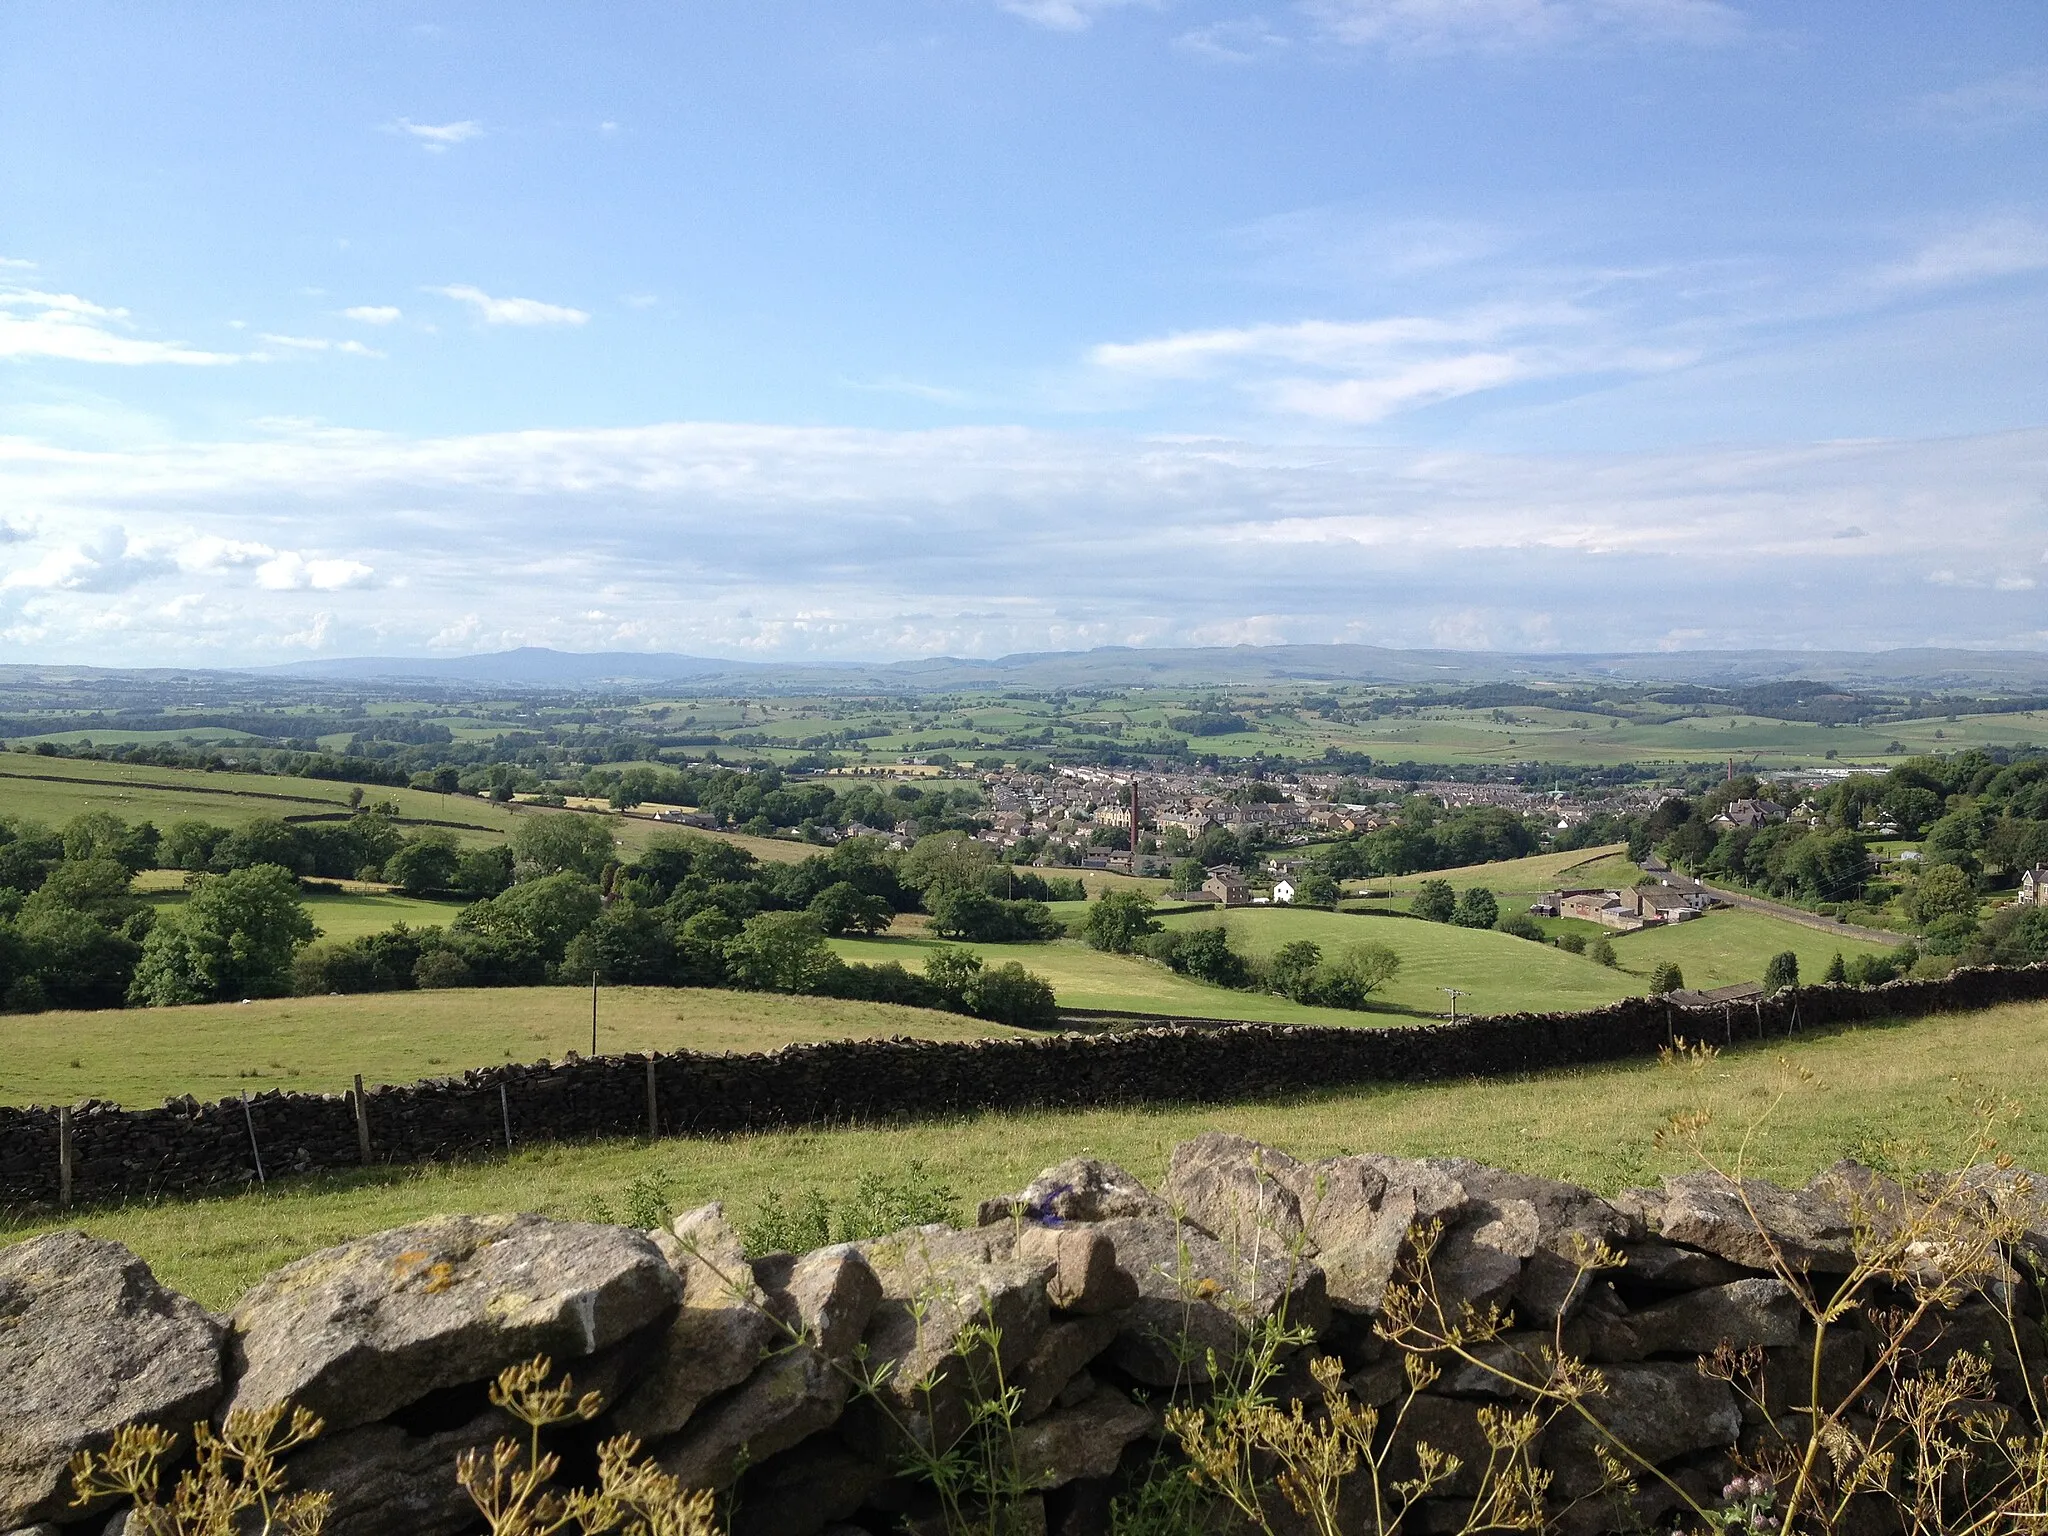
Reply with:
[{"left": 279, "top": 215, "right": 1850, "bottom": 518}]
[
  {"left": 1271, "top": 879, "right": 1296, "bottom": 905},
  {"left": 2021, "top": 867, "right": 2048, "bottom": 907}
]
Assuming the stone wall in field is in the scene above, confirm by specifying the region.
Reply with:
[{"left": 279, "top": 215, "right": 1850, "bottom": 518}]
[
  {"left": 3, "top": 962, "right": 2046, "bottom": 1211},
  {"left": 5, "top": 1138, "right": 2045, "bottom": 1536}
]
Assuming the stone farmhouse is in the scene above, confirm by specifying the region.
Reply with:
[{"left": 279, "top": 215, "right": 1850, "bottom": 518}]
[
  {"left": 2021, "top": 866, "right": 2048, "bottom": 906},
  {"left": 1534, "top": 884, "right": 1710, "bottom": 931},
  {"left": 1202, "top": 865, "right": 1251, "bottom": 905}
]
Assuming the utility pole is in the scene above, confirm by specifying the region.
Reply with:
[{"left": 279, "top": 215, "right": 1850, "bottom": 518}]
[
  {"left": 591, "top": 971, "right": 599, "bottom": 1057},
  {"left": 1440, "top": 986, "right": 1468, "bottom": 1024}
]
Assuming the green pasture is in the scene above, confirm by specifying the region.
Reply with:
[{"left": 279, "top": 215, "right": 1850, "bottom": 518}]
[
  {"left": 1155, "top": 907, "right": 1639, "bottom": 1017},
  {"left": 0, "top": 986, "right": 1020, "bottom": 1110},
  {"left": 0, "top": 753, "right": 515, "bottom": 843},
  {"left": 10, "top": 996, "right": 2041, "bottom": 1310},
  {"left": 1365, "top": 844, "right": 1629, "bottom": 895},
  {"left": 1612, "top": 909, "right": 1896, "bottom": 991},
  {"left": 8, "top": 728, "right": 261, "bottom": 748},
  {"left": 139, "top": 883, "right": 465, "bottom": 943},
  {"left": 825, "top": 934, "right": 1373, "bottom": 1024}
]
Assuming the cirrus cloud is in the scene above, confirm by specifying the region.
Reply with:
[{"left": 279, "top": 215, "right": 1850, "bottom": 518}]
[
  {"left": 429, "top": 284, "right": 590, "bottom": 327},
  {"left": 392, "top": 118, "right": 482, "bottom": 151}
]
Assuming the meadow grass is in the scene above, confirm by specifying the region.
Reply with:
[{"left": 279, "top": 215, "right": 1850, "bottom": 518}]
[
  {"left": 12, "top": 998, "right": 2042, "bottom": 1310},
  {"left": 0, "top": 753, "right": 514, "bottom": 842},
  {"left": 0, "top": 986, "right": 1020, "bottom": 1108},
  {"left": 1155, "top": 906, "right": 1640, "bottom": 1016},
  {"left": 825, "top": 934, "right": 1383, "bottom": 1024},
  {"left": 138, "top": 883, "right": 469, "bottom": 942},
  {"left": 1365, "top": 844, "right": 1628, "bottom": 893},
  {"left": 1611, "top": 908, "right": 1896, "bottom": 989}
]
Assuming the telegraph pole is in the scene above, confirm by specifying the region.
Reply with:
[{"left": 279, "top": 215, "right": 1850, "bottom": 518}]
[
  {"left": 1440, "top": 986, "right": 1468, "bottom": 1024},
  {"left": 591, "top": 971, "right": 599, "bottom": 1057}
]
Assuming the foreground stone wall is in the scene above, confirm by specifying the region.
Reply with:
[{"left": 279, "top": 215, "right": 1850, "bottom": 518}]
[
  {"left": 4, "top": 962, "right": 2045, "bottom": 1210},
  {"left": 4, "top": 1138, "right": 2045, "bottom": 1536}
]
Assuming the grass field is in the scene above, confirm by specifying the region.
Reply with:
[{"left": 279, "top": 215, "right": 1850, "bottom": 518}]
[
  {"left": 0, "top": 986, "right": 1019, "bottom": 1109},
  {"left": 137, "top": 884, "right": 469, "bottom": 942},
  {"left": 1613, "top": 909, "right": 1895, "bottom": 990},
  {"left": 9, "top": 997, "right": 2039, "bottom": 1309},
  {"left": 0, "top": 753, "right": 515, "bottom": 844},
  {"left": 1367, "top": 844, "right": 1629, "bottom": 894},
  {"left": 1155, "top": 907, "right": 1640, "bottom": 1017},
  {"left": 826, "top": 934, "right": 1376, "bottom": 1025}
]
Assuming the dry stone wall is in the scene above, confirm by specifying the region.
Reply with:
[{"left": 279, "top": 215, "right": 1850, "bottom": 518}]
[
  {"left": 4, "top": 1138, "right": 2046, "bottom": 1536},
  {"left": 4, "top": 963, "right": 2046, "bottom": 1211}
]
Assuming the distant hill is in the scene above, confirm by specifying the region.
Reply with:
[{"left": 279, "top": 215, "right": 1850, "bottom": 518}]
[
  {"left": 264, "top": 647, "right": 771, "bottom": 686},
  {"left": 257, "top": 643, "right": 2048, "bottom": 692}
]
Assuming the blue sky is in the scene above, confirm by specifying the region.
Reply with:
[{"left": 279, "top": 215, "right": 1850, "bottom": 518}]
[{"left": 2, "top": 0, "right": 2045, "bottom": 664}]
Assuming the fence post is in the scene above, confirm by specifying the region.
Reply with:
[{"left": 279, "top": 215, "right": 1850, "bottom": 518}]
[
  {"left": 57, "top": 1105, "right": 72, "bottom": 1210},
  {"left": 646, "top": 1055, "right": 660, "bottom": 1140},
  {"left": 499, "top": 1082, "right": 513, "bottom": 1152},
  {"left": 352, "top": 1074, "right": 372, "bottom": 1163},
  {"left": 241, "top": 1092, "right": 267, "bottom": 1186}
]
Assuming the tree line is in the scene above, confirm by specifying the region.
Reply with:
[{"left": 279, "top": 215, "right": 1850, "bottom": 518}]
[{"left": 0, "top": 808, "right": 1075, "bottom": 1027}]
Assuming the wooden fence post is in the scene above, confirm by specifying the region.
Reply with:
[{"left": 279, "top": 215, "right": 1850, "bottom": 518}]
[
  {"left": 646, "top": 1056, "right": 660, "bottom": 1140},
  {"left": 241, "top": 1092, "right": 266, "bottom": 1186},
  {"left": 352, "top": 1074, "right": 372, "bottom": 1163},
  {"left": 57, "top": 1105, "right": 72, "bottom": 1210}
]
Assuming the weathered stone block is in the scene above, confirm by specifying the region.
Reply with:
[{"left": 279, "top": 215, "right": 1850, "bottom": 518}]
[
  {"left": 224, "top": 1213, "right": 682, "bottom": 1432},
  {"left": 0, "top": 1232, "right": 225, "bottom": 1529}
]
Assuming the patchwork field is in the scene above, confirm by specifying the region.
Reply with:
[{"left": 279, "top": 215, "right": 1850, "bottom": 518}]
[
  {"left": 0, "top": 986, "right": 1020, "bottom": 1109},
  {"left": 11, "top": 997, "right": 2040, "bottom": 1310}
]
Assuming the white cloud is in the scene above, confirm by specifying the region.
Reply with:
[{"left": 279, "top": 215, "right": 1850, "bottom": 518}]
[
  {"left": 0, "top": 417, "right": 2041, "bottom": 663},
  {"left": 255, "top": 553, "right": 376, "bottom": 591},
  {"left": 429, "top": 284, "right": 590, "bottom": 327},
  {"left": 1085, "top": 305, "right": 1678, "bottom": 420},
  {"left": 0, "top": 285, "right": 244, "bottom": 366},
  {"left": 1302, "top": 0, "right": 1743, "bottom": 53},
  {"left": 1263, "top": 351, "right": 1528, "bottom": 420},
  {"left": 1, "top": 528, "right": 172, "bottom": 593},
  {"left": 1880, "top": 217, "right": 2048, "bottom": 290},
  {"left": 1916, "top": 69, "right": 2048, "bottom": 137},
  {"left": 1175, "top": 17, "right": 1290, "bottom": 59},
  {"left": 996, "top": 0, "right": 1154, "bottom": 30},
  {"left": 256, "top": 333, "right": 382, "bottom": 358},
  {"left": 343, "top": 305, "right": 402, "bottom": 325},
  {"left": 0, "top": 257, "right": 37, "bottom": 271},
  {"left": 280, "top": 611, "right": 337, "bottom": 650},
  {"left": 393, "top": 118, "right": 482, "bottom": 151}
]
